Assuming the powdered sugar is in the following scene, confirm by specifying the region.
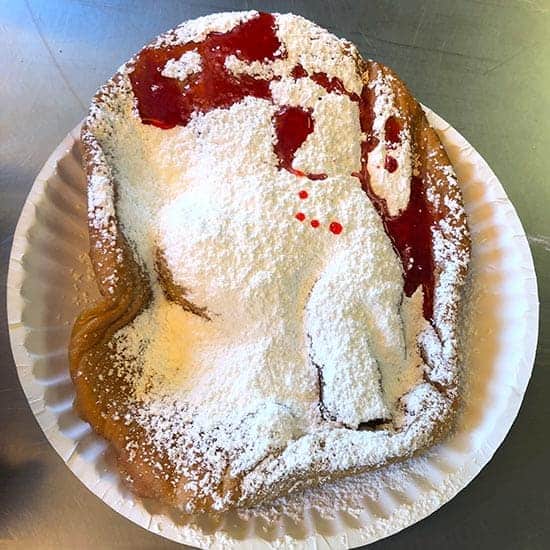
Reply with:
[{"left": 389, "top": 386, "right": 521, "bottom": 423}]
[
  {"left": 270, "top": 76, "right": 327, "bottom": 108},
  {"left": 276, "top": 14, "right": 362, "bottom": 96},
  {"left": 293, "top": 93, "right": 361, "bottom": 176},
  {"left": 161, "top": 50, "right": 202, "bottom": 80},
  {"left": 88, "top": 174, "right": 115, "bottom": 231},
  {"left": 81, "top": 11, "right": 469, "bottom": 512}
]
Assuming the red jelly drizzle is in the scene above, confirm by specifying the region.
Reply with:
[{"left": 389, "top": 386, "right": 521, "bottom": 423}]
[
  {"left": 310, "top": 73, "right": 359, "bottom": 102},
  {"left": 273, "top": 106, "right": 314, "bottom": 175},
  {"left": 295, "top": 212, "right": 306, "bottom": 221},
  {"left": 298, "top": 190, "right": 309, "bottom": 199},
  {"left": 329, "top": 221, "right": 343, "bottom": 234},
  {"left": 130, "top": 13, "right": 329, "bottom": 181},
  {"left": 385, "top": 176, "right": 435, "bottom": 319},
  {"left": 310, "top": 219, "right": 320, "bottom": 228},
  {"left": 359, "top": 86, "right": 376, "bottom": 155},
  {"left": 365, "top": 136, "right": 380, "bottom": 153},
  {"left": 354, "top": 85, "right": 437, "bottom": 321},
  {"left": 385, "top": 116, "right": 401, "bottom": 147},
  {"left": 307, "top": 173, "right": 328, "bottom": 181},
  {"left": 384, "top": 155, "right": 398, "bottom": 173},
  {"left": 272, "top": 107, "right": 328, "bottom": 180},
  {"left": 291, "top": 63, "right": 308, "bottom": 79},
  {"left": 129, "top": 13, "right": 281, "bottom": 129}
]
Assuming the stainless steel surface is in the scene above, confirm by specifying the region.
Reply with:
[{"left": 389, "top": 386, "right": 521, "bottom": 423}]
[{"left": 1, "top": 1, "right": 548, "bottom": 548}]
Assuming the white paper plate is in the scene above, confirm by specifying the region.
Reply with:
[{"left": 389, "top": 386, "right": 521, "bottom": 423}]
[{"left": 7, "top": 109, "right": 539, "bottom": 548}]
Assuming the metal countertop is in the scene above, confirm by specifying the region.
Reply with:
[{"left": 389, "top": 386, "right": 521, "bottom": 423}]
[{"left": 1, "top": 1, "right": 549, "bottom": 548}]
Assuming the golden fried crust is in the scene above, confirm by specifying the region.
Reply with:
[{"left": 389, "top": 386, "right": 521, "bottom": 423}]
[
  {"left": 70, "top": 59, "right": 470, "bottom": 513},
  {"left": 70, "top": 128, "right": 175, "bottom": 504}
]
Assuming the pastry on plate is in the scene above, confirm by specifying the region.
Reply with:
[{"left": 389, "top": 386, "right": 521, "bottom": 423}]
[{"left": 70, "top": 11, "right": 470, "bottom": 512}]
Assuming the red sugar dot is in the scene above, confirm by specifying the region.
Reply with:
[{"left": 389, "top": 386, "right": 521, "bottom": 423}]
[
  {"left": 295, "top": 212, "right": 306, "bottom": 221},
  {"left": 298, "top": 190, "right": 308, "bottom": 199},
  {"left": 310, "top": 219, "right": 320, "bottom": 228},
  {"left": 384, "top": 155, "right": 398, "bottom": 173},
  {"left": 329, "top": 221, "right": 343, "bottom": 235}
]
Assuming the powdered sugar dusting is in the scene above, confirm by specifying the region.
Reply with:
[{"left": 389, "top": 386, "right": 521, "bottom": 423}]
[
  {"left": 88, "top": 174, "right": 115, "bottom": 231},
  {"left": 293, "top": 93, "right": 361, "bottom": 176},
  {"left": 81, "top": 11, "right": 469, "bottom": 512},
  {"left": 161, "top": 50, "right": 202, "bottom": 80}
]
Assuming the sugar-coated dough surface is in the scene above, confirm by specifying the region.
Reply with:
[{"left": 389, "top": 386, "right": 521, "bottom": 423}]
[
  {"left": 105, "top": 11, "right": 414, "bottom": 432},
  {"left": 76, "top": 11, "right": 470, "bottom": 512}
]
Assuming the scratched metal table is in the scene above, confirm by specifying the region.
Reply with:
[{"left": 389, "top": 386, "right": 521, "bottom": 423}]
[{"left": 1, "top": 1, "right": 549, "bottom": 548}]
